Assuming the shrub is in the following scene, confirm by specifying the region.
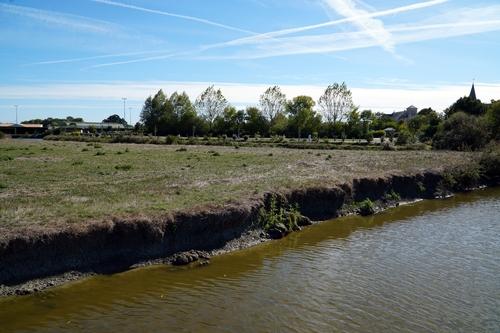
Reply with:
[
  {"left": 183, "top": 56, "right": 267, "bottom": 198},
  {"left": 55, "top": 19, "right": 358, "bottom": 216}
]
[
  {"left": 165, "top": 135, "right": 178, "bottom": 145},
  {"left": 479, "top": 145, "right": 500, "bottom": 183}
]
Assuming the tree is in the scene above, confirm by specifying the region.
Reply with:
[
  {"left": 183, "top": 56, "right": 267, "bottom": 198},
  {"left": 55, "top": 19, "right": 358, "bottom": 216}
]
[
  {"left": 286, "top": 96, "right": 317, "bottom": 139},
  {"left": 170, "top": 92, "right": 198, "bottom": 136},
  {"left": 318, "top": 83, "right": 354, "bottom": 132},
  {"left": 244, "top": 107, "right": 269, "bottom": 136},
  {"left": 103, "top": 114, "right": 127, "bottom": 125},
  {"left": 345, "top": 108, "right": 362, "bottom": 138},
  {"left": 445, "top": 96, "right": 486, "bottom": 117},
  {"left": 140, "top": 89, "right": 170, "bottom": 136},
  {"left": 195, "top": 86, "right": 227, "bottom": 131},
  {"left": 433, "top": 112, "right": 489, "bottom": 151},
  {"left": 259, "top": 86, "right": 286, "bottom": 122}
]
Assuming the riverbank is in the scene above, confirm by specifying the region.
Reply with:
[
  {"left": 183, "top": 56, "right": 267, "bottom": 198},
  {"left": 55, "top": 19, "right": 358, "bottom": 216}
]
[{"left": 0, "top": 140, "right": 498, "bottom": 297}]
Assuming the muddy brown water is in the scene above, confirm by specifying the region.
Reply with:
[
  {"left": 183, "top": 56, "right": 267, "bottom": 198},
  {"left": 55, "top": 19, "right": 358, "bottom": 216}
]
[{"left": 1, "top": 188, "right": 499, "bottom": 332}]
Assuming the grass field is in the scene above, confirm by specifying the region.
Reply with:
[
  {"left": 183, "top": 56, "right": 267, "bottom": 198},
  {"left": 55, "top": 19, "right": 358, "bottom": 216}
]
[{"left": 0, "top": 139, "right": 474, "bottom": 229}]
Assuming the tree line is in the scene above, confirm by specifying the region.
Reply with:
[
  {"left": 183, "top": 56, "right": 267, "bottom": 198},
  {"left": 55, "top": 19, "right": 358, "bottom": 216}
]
[{"left": 137, "top": 83, "right": 498, "bottom": 150}]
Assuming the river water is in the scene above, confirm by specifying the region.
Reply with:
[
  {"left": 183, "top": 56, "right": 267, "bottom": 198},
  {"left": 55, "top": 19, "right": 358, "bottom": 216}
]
[{"left": 1, "top": 188, "right": 499, "bottom": 332}]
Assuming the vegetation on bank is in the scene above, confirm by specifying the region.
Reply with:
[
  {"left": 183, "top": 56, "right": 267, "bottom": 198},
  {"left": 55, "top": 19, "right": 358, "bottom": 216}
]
[{"left": 0, "top": 140, "right": 475, "bottom": 229}]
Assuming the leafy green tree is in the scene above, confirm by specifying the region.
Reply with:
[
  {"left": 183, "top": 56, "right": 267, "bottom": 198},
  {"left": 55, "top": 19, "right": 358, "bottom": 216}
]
[
  {"left": 445, "top": 96, "right": 486, "bottom": 117},
  {"left": 286, "top": 96, "right": 318, "bottom": 138},
  {"left": 433, "top": 112, "right": 489, "bottom": 150},
  {"left": 260, "top": 86, "right": 286, "bottom": 123},
  {"left": 103, "top": 114, "right": 127, "bottom": 125},
  {"left": 195, "top": 86, "right": 227, "bottom": 132},
  {"left": 244, "top": 107, "right": 269, "bottom": 136},
  {"left": 169, "top": 91, "right": 198, "bottom": 136},
  {"left": 140, "top": 89, "right": 171, "bottom": 136},
  {"left": 345, "top": 108, "right": 363, "bottom": 138}
]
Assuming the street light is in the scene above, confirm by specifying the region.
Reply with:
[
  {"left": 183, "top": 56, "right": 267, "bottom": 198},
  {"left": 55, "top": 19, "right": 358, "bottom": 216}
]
[
  {"left": 122, "top": 98, "right": 127, "bottom": 123},
  {"left": 14, "top": 105, "right": 18, "bottom": 135},
  {"left": 128, "top": 107, "right": 132, "bottom": 127}
]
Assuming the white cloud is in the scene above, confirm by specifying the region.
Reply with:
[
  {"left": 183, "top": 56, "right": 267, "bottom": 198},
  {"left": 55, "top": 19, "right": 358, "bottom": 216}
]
[
  {"left": 0, "top": 3, "right": 116, "bottom": 34},
  {"left": 1, "top": 81, "right": 498, "bottom": 116}
]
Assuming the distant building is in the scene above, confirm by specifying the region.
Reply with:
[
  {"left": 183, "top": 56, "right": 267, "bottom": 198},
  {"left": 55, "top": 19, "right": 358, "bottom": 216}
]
[
  {"left": 0, "top": 123, "right": 44, "bottom": 135},
  {"left": 52, "top": 122, "right": 127, "bottom": 134},
  {"left": 389, "top": 105, "right": 418, "bottom": 122},
  {"left": 469, "top": 82, "right": 477, "bottom": 100}
]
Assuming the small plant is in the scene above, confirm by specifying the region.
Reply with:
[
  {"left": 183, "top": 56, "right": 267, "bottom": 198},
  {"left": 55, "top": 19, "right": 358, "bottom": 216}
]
[
  {"left": 176, "top": 147, "right": 188, "bottom": 152},
  {"left": 124, "top": 148, "right": 130, "bottom": 153},
  {"left": 358, "top": 199, "right": 375, "bottom": 216},
  {"left": 0, "top": 156, "right": 13, "bottom": 161},
  {"left": 116, "top": 151, "right": 123, "bottom": 155},
  {"left": 115, "top": 164, "right": 132, "bottom": 171},
  {"left": 95, "top": 151, "right": 106, "bottom": 156},
  {"left": 268, "top": 153, "right": 273, "bottom": 156},
  {"left": 93, "top": 143, "right": 102, "bottom": 149},
  {"left": 71, "top": 160, "right": 83, "bottom": 166},
  {"left": 0, "top": 183, "right": 7, "bottom": 190},
  {"left": 383, "top": 190, "right": 401, "bottom": 201},
  {"left": 82, "top": 148, "right": 89, "bottom": 152},
  {"left": 416, "top": 181, "right": 426, "bottom": 194},
  {"left": 326, "top": 154, "right": 332, "bottom": 160},
  {"left": 212, "top": 151, "right": 220, "bottom": 157}
]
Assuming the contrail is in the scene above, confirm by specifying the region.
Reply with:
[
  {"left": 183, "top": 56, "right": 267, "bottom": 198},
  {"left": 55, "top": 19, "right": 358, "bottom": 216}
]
[
  {"left": 222, "top": 0, "right": 448, "bottom": 46},
  {"left": 91, "top": 0, "right": 255, "bottom": 35}
]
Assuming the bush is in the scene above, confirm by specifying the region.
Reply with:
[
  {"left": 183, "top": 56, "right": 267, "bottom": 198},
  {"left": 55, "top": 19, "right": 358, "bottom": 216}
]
[
  {"left": 433, "top": 112, "right": 489, "bottom": 151},
  {"left": 0, "top": 131, "right": 5, "bottom": 139},
  {"left": 479, "top": 145, "right": 500, "bottom": 183},
  {"left": 396, "top": 129, "right": 413, "bottom": 145},
  {"left": 165, "top": 135, "right": 178, "bottom": 145}
]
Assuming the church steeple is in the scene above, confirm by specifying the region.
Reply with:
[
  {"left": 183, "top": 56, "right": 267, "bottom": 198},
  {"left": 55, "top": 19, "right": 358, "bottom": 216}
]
[{"left": 469, "top": 81, "right": 477, "bottom": 100}]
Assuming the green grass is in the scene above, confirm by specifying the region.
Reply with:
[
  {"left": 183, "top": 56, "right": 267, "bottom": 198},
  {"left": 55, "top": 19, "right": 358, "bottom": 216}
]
[{"left": 0, "top": 139, "right": 475, "bottom": 230}]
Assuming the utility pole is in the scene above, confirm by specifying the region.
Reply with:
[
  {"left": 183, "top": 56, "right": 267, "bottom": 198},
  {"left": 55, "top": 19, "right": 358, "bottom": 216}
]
[
  {"left": 122, "top": 98, "right": 127, "bottom": 124},
  {"left": 14, "top": 105, "right": 18, "bottom": 135}
]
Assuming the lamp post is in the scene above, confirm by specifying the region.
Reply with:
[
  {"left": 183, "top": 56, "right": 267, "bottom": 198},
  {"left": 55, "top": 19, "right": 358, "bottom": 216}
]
[
  {"left": 128, "top": 107, "right": 132, "bottom": 127},
  {"left": 14, "top": 105, "right": 18, "bottom": 135},
  {"left": 122, "top": 98, "right": 127, "bottom": 123}
]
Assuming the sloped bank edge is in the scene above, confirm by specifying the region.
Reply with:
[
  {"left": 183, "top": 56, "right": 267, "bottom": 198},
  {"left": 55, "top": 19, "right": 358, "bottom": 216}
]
[{"left": 0, "top": 169, "right": 496, "bottom": 296}]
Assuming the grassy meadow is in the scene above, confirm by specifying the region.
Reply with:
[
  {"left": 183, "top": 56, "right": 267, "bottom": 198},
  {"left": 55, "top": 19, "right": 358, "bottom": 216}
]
[{"left": 0, "top": 139, "right": 474, "bottom": 230}]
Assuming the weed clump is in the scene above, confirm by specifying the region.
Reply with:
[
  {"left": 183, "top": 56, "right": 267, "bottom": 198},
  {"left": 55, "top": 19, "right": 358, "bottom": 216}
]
[
  {"left": 358, "top": 199, "right": 375, "bottom": 216},
  {"left": 115, "top": 164, "right": 132, "bottom": 171},
  {"left": 258, "top": 194, "right": 307, "bottom": 239},
  {"left": 176, "top": 147, "right": 188, "bottom": 152},
  {"left": 95, "top": 151, "right": 106, "bottom": 156}
]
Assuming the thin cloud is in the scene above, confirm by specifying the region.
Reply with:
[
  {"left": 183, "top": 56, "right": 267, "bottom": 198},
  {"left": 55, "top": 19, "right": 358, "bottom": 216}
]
[
  {"left": 322, "top": 0, "right": 395, "bottom": 53},
  {"left": 198, "top": 5, "right": 500, "bottom": 60},
  {"left": 0, "top": 3, "right": 116, "bottom": 34},
  {"left": 91, "top": 0, "right": 255, "bottom": 35},
  {"left": 25, "top": 50, "right": 171, "bottom": 66},
  {"left": 85, "top": 0, "right": 445, "bottom": 68},
  {"left": 218, "top": 0, "right": 447, "bottom": 46}
]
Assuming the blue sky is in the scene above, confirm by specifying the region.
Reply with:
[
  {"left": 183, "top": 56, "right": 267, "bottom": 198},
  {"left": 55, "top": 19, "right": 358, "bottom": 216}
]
[{"left": 1, "top": 0, "right": 499, "bottom": 123}]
